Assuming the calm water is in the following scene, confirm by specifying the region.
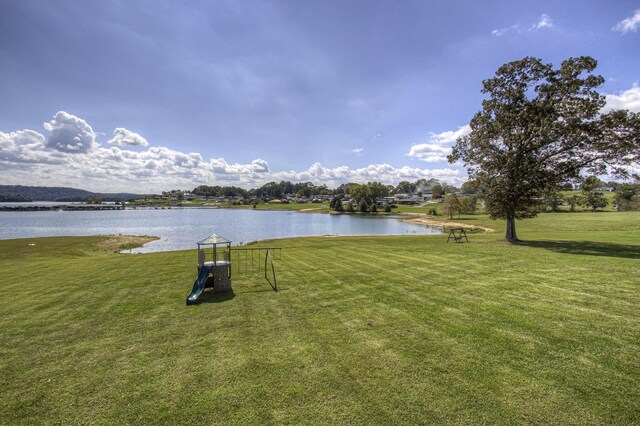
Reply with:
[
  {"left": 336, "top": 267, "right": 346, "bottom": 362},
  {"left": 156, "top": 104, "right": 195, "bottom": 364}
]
[{"left": 0, "top": 207, "right": 439, "bottom": 252}]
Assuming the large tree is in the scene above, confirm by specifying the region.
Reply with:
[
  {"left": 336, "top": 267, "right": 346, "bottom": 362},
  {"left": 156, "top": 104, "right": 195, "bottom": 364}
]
[{"left": 449, "top": 56, "right": 640, "bottom": 242}]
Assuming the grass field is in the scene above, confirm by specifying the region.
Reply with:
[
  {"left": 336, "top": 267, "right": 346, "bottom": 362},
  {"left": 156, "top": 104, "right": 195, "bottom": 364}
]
[{"left": 1, "top": 212, "right": 639, "bottom": 424}]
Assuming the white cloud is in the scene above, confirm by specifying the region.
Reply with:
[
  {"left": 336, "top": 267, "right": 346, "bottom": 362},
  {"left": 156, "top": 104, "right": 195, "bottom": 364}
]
[
  {"left": 612, "top": 9, "right": 640, "bottom": 33},
  {"left": 406, "top": 125, "right": 470, "bottom": 162},
  {"left": 492, "top": 14, "right": 553, "bottom": 37},
  {"left": 43, "top": 111, "right": 97, "bottom": 153},
  {"left": 0, "top": 112, "right": 468, "bottom": 192},
  {"left": 352, "top": 147, "right": 364, "bottom": 156},
  {"left": 491, "top": 24, "right": 519, "bottom": 37},
  {"left": 272, "top": 163, "right": 464, "bottom": 187},
  {"left": 210, "top": 158, "right": 270, "bottom": 176},
  {"left": 529, "top": 14, "right": 553, "bottom": 31},
  {"left": 107, "top": 128, "right": 149, "bottom": 146},
  {"left": 427, "top": 125, "right": 471, "bottom": 146},
  {"left": 0, "top": 130, "right": 53, "bottom": 164},
  {"left": 604, "top": 84, "right": 640, "bottom": 113},
  {"left": 406, "top": 144, "right": 451, "bottom": 162}
]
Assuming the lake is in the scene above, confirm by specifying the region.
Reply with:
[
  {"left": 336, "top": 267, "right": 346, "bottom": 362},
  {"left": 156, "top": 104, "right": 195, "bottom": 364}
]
[{"left": 0, "top": 207, "right": 439, "bottom": 252}]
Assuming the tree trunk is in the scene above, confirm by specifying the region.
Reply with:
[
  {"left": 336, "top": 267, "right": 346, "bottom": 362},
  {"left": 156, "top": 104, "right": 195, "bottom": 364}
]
[{"left": 505, "top": 216, "right": 521, "bottom": 243}]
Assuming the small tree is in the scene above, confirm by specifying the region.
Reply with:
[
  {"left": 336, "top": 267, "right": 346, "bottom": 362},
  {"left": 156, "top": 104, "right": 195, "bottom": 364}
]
[
  {"left": 443, "top": 193, "right": 461, "bottom": 219},
  {"left": 583, "top": 191, "right": 608, "bottom": 211},
  {"left": 384, "top": 202, "right": 392, "bottom": 213},
  {"left": 542, "top": 186, "right": 565, "bottom": 212},
  {"left": 565, "top": 194, "right": 583, "bottom": 212},
  {"left": 460, "top": 195, "right": 478, "bottom": 215},
  {"left": 581, "top": 176, "right": 608, "bottom": 211}
]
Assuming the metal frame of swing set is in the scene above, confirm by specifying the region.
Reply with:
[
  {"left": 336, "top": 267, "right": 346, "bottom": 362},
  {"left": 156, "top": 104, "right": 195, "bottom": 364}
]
[{"left": 230, "top": 247, "right": 281, "bottom": 291}]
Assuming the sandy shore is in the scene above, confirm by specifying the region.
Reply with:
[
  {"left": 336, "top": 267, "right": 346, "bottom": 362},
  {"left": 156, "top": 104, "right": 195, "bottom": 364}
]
[{"left": 399, "top": 213, "right": 495, "bottom": 233}]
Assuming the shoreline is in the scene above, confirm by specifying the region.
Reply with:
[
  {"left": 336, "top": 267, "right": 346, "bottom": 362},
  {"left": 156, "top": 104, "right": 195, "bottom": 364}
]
[{"left": 398, "top": 213, "right": 495, "bottom": 233}]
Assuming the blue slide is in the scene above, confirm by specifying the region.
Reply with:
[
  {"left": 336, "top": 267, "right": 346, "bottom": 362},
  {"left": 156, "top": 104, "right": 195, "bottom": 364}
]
[{"left": 186, "top": 264, "right": 213, "bottom": 305}]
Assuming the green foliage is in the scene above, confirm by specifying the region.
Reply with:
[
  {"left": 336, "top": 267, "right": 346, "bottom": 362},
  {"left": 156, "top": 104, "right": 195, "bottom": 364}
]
[
  {"left": 615, "top": 183, "right": 640, "bottom": 211},
  {"left": 431, "top": 183, "right": 444, "bottom": 198},
  {"left": 443, "top": 193, "right": 461, "bottom": 219},
  {"left": 460, "top": 180, "right": 479, "bottom": 195},
  {"left": 358, "top": 198, "right": 368, "bottom": 213},
  {"left": 449, "top": 56, "right": 640, "bottom": 242},
  {"left": 542, "top": 186, "right": 565, "bottom": 212},
  {"left": 581, "top": 176, "right": 609, "bottom": 211},
  {"left": 395, "top": 180, "right": 417, "bottom": 195},
  {"left": 333, "top": 197, "right": 344, "bottom": 212},
  {"left": 192, "top": 185, "right": 248, "bottom": 198},
  {"left": 384, "top": 202, "right": 392, "bottom": 213},
  {"left": 0, "top": 193, "right": 32, "bottom": 202},
  {"left": 86, "top": 196, "right": 102, "bottom": 204},
  {"left": 582, "top": 190, "right": 608, "bottom": 211},
  {"left": 565, "top": 194, "right": 583, "bottom": 212},
  {"left": 460, "top": 195, "right": 478, "bottom": 214}
]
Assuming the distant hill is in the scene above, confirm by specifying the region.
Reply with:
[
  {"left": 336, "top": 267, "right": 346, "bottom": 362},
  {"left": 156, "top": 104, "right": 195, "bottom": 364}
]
[{"left": 0, "top": 185, "right": 145, "bottom": 202}]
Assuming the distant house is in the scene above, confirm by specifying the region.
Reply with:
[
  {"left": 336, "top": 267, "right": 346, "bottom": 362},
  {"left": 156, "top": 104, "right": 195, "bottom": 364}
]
[
  {"left": 389, "top": 194, "right": 425, "bottom": 205},
  {"left": 595, "top": 187, "right": 614, "bottom": 192}
]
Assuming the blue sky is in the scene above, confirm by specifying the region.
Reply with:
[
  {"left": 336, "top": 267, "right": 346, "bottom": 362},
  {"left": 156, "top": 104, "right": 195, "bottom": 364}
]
[{"left": 1, "top": 0, "right": 639, "bottom": 192}]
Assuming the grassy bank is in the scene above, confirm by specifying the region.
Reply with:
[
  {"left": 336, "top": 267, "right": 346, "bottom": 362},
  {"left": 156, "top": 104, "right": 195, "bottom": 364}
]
[{"left": 1, "top": 213, "right": 639, "bottom": 424}]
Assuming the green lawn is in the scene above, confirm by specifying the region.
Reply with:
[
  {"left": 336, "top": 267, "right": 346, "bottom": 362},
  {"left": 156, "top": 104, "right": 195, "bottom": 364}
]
[{"left": 1, "top": 212, "right": 639, "bottom": 424}]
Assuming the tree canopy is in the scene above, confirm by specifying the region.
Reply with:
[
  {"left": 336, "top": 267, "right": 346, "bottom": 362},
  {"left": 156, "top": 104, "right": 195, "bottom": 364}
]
[{"left": 449, "top": 56, "right": 640, "bottom": 242}]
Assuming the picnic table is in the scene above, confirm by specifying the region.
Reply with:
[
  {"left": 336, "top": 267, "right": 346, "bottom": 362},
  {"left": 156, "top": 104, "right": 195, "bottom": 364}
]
[{"left": 446, "top": 228, "right": 469, "bottom": 243}]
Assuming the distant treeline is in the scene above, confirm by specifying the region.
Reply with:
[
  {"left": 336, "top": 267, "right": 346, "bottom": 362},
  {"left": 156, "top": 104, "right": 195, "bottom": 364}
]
[
  {"left": 0, "top": 185, "right": 144, "bottom": 202},
  {"left": 193, "top": 178, "right": 457, "bottom": 199},
  {"left": 0, "top": 193, "right": 32, "bottom": 202}
]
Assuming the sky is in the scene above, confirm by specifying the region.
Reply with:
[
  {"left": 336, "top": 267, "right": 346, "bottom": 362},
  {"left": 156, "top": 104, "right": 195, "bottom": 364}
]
[{"left": 1, "top": 0, "right": 639, "bottom": 193}]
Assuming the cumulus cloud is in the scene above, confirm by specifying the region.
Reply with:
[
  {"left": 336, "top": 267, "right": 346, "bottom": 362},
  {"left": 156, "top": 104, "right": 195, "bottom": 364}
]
[
  {"left": 107, "top": 128, "right": 149, "bottom": 146},
  {"left": 210, "top": 158, "right": 270, "bottom": 175},
  {"left": 43, "top": 111, "right": 97, "bottom": 153},
  {"left": 272, "top": 163, "right": 464, "bottom": 187},
  {"left": 612, "top": 9, "right": 640, "bottom": 33},
  {"left": 406, "top": 144, "right": 452, "bottom": 162},
  {"left": 0, "top": 112, "right": 468, "bottom": 192},
  {"left": 406, "top": 125, "right": 470, "bottom": 162},
  {"left": 604, "top": 84, "right": 640, "bottom": 113},
  {"left": 0, "top": 130, "right": 54, "bottom": 164}
]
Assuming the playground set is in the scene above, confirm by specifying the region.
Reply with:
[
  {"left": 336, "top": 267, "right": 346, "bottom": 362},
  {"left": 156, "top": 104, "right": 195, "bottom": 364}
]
[{"left": 186, "top": 233, "right": 281, "bottom": 305}]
